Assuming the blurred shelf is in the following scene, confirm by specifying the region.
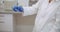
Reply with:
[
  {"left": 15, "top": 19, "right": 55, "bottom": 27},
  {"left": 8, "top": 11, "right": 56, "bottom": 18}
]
[
  {"left": 0, "top": 11, "right": 22, "bottom": 14},
  {"left": 0, "top": 9, "right": 22, "bottom": 14}
]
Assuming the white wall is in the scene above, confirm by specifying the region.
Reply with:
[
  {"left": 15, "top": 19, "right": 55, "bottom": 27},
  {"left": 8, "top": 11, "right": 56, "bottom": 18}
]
[
  {"left": 4, "top": 0, "right": 17, "bottom": 10},
  {"left": 18, "top": 0, "right": 29, "bottom": 6}
]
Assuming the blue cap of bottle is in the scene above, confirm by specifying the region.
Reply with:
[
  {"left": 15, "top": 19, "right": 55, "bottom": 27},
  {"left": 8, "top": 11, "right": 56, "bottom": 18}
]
[{"left": 12, "top": 6, "right": 23, "bottom": 12}]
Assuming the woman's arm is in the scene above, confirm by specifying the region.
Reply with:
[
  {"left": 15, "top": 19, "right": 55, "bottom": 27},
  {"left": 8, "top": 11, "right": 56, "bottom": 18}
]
[{"left": 22, "top": 0, "right": 40, "bottom": 16}]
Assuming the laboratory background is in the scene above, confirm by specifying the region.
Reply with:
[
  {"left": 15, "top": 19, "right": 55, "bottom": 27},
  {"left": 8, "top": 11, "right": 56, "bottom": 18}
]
[{"left": 0, "top": 0, "right": 38, "bottom": 32}]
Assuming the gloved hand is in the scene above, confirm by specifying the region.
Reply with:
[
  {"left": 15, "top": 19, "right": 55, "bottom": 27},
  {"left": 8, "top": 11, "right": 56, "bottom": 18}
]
[{"left": 12, "top": 6, "right": 23, "bottom": 12}]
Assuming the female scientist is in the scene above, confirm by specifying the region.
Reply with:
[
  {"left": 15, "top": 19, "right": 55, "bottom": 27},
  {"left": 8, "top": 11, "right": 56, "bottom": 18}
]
[{"left": 13, "top": 0, "right": 60, "bottom": 32}]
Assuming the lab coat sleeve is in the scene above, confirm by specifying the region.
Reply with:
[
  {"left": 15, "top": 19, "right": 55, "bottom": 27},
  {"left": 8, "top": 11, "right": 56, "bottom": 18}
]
[{"left": 22, "top": 0, "right": 40, "bottom": 16}]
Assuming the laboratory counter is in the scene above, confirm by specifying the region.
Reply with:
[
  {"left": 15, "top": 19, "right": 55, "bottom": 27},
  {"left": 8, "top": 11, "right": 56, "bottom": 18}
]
[{"left": 0, "top": 11, "right": 22, "bottom": 14}]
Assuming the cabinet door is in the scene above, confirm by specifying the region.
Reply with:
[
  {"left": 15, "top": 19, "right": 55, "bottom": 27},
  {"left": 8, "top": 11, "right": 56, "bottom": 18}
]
[
  {"left": 0, "top": 14, "right": 13, "bottom": 32},
  {"left": 0, "top": 14, "right": 5, "bottom": 31}
]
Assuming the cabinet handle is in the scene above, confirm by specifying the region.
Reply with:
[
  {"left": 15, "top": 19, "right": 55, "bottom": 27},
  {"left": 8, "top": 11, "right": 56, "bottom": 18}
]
[
  {"left": 0, "top": 15, "right": 4, "bottom": 17},
  {"left": 0, "top": 21, "right": 4, "bottom": 23}
]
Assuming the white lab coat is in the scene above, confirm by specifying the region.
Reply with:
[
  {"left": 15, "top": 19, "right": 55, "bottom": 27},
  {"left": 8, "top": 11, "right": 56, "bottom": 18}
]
[{"left": 22, "top": 0, "right": 60, "bottom": 32}]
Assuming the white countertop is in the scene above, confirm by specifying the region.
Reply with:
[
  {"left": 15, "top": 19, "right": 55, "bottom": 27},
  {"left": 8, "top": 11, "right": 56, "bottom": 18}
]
[
  {"left": 0, "top": 8, "right": 22, "bottom": 14},
  {"left": 0, "top": 11, "right": 22, "bottom": 14}
]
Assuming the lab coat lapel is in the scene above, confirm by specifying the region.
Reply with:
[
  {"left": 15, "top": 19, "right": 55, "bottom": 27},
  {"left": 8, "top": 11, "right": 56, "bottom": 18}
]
[
  {"left": 35, "top": 1, "right": 60, "bottom": 32},
  {"left": 39, "top": 1, "right": 60, "bottom": 32}
]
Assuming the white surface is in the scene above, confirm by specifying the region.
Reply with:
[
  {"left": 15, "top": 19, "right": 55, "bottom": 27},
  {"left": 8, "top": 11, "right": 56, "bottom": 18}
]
[{"left": 0, "top": 14, "right": 13, "bottom": 32}]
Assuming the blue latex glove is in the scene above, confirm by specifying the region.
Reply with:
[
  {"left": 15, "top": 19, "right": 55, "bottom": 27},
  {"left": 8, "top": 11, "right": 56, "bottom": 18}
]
[{"left": 12, "top": 6, "right": 23, "bottom": 12}]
